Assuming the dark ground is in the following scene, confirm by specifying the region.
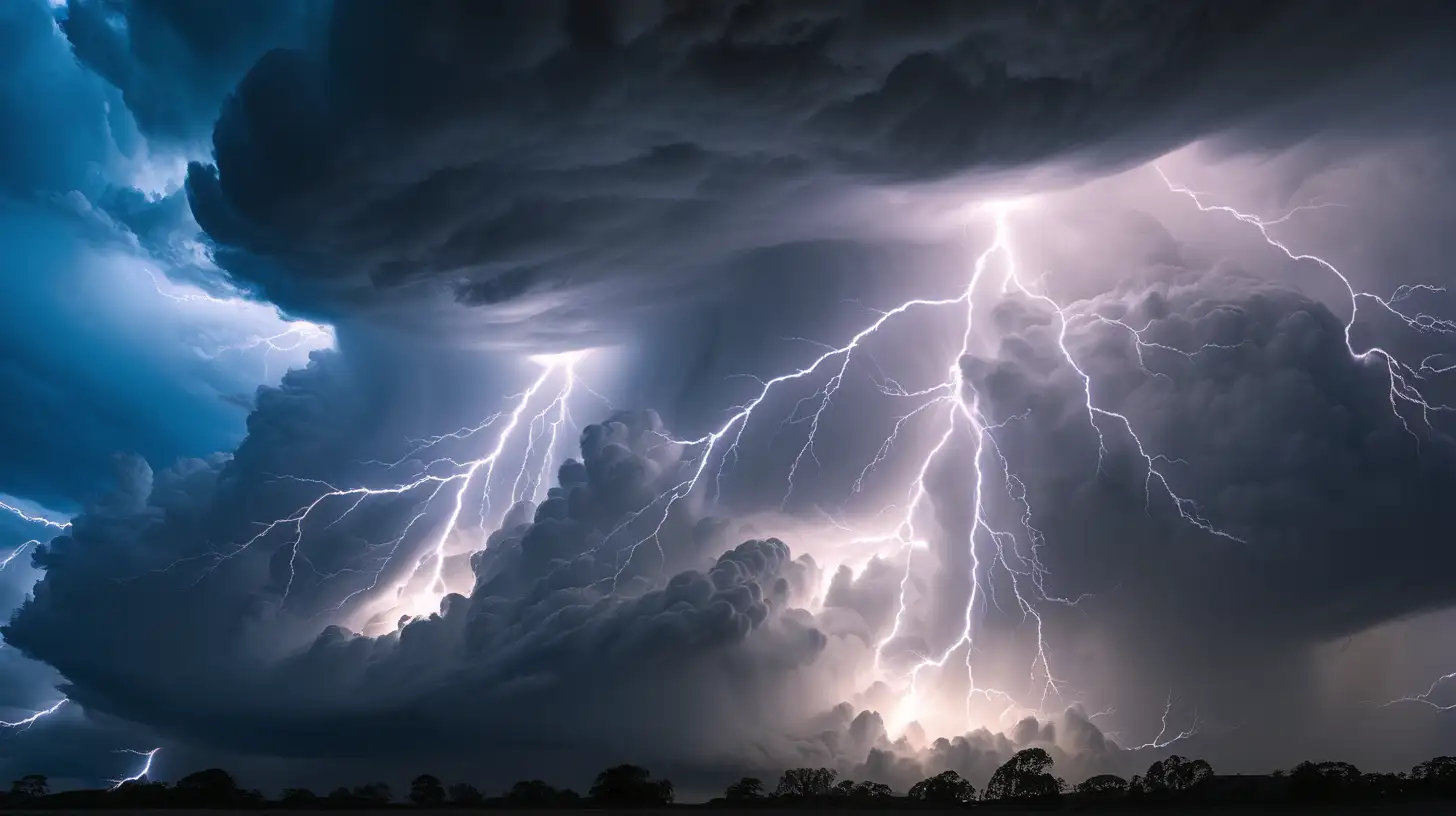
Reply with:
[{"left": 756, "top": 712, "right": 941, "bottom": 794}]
[{"left": 7, "top": 808, "right": 1456, "bottom": 816}]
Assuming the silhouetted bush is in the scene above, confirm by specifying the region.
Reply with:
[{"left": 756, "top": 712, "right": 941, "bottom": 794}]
[
  {"left": 448, "top": 782, "right": 485, "bottom": 806},
  {"left": 908, "top": 770, "right": 975, "bottom": 803},
  {"left": 588, "top": 764, "right": 672, "bottom": 807},
  {"left": 774, "top": 767, "right": 837, "bottom": 798},
  {"left": 724, "top": 777, "right": 764, "bottom": 801},
  {"left": 408, "top": 774, "right": 446, "bottom": 807}
]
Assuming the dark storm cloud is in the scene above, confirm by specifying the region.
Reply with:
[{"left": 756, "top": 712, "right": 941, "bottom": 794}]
[
  {"left": 10, "top": 0, "right": 1456, "bottom": 796},
  {"left": 12, "top": 245, "right": 1456, "bottom": 788},
  {"left": 883, "top": 260, "right": 1456, "bottom": 769},
  {"left": 182, "top": 0, "right": 1456, "bottom": 343},
  {"left": 60, "top": 0, "right": 328, "bottom": 148},
  {"left": 0, "top": 0, "right": 325, "bottom": 508},
  {"left": 1, "top": 339, "right": 1162, "bottom": 791},
  {"left": 964, "top": 271, "right": 1456, "bottom": 646}
]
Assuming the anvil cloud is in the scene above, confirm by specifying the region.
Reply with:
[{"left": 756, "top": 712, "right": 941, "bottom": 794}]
[{"left": 4, "top": 0, "right": 1456, "bottom": 797}]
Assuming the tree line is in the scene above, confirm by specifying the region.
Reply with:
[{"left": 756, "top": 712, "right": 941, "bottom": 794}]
[{"left": 6, "top": 750, "right": 1456, "bottom": 809}]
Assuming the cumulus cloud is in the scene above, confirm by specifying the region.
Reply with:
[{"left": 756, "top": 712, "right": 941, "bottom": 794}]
[
  {"left": 177, "top": 0, "right": 1456, "bottom": 344},
  {"left": 60, "top": 0, "right": 326, "bottom": 149},
  {"left": 9, "top": 0, "right": 1456, "bottom": 797},
  {"left": 3, "top": 331, "right": 1197, "bottom": 792},
  {"left": 12, "top": 233, "right": 1456, "bottom": 789}
]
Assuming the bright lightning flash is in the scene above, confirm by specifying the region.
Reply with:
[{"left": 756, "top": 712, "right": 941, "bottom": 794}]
[
  {"left": 1155, "top": 169, "right": 1456, "bottom": 714},
  {"left": 141, "top": 268, "right": 334, "bottom": 376},
  {"left": 0, "top": 501, "right": 70, "bottom": 531},
  {"left": 175, "top": 350, "right": 593, "bottom": 623},
  {"left": 1385, "top": 672, "right": 1456, "bottom": 712},
  {"left": 0, "top": 699, "right": 68, "bottom": 731},
  {"left": 1156, "top": 166, "right": 1456, "bottom": 438},
  {"left": 600, "top": 192, "right": 1222, "bottom": 746},
  {"left": 107, "top": 748, "right": 161, "bottom": 790}
]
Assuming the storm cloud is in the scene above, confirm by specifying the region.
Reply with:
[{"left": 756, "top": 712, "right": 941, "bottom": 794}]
[
  {"left": 6, "top": 0, "right": 1456, "bottom": 797},
  {"left": 12, "top": 251, "right": 1456, "bottom": 788},
  {"left": 0, "top": 341, "right": 1158, "bottom": 791},
  {"left": 183, "top": 0, "right": 1456, "bottom": 345}
]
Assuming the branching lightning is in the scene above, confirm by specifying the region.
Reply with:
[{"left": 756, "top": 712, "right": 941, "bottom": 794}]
[
  {"left": 1159, "top": 166, "right": 1456, "bottom": 725},
  {"left": 56, "top": 164, "right": 1445, "bottom": 770},
  {"left": 598, "top": 197, "right": 1213, "bottom": 743},
  {"left": 140, "top": 268, "right": 333, "bottom": 377},
  {"left": 0, "top": 501, "right": 70, "bottom": 531},
  {"left": 107, "top": 748, "right": 160, "bottom": 789},
  {"left": 1156, "top": 166, "right": 1456, "bottom": 438},
  {"left": 2, "top": 540, "right": 40, "bottom": 572},
  {"left": 1384, "top": 672, "right": 1456, "bottom": 712},
  {"left": 174, "top": 350, "right": 590, "bottom": 618},
  {"left": 1126, "top": 693, "right": 1202, "bottom": 750},
  {"left": 1154, "top": 167, "right": 1456, "bottom": 723},
  {"left": 0, "top": 699, "right": 68, "bottom": 731}
]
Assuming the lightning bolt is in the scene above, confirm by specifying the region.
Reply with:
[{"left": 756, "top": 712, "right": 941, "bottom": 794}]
[
  {"left": 0, "top": 501, "right": 70, "bottom": 530},
  {"left": 1126, "top": 693, "right": 1201, "bottom": 750},
  {"left": 0, "top": 699, "right": 68, "bottom": 731},
  {"left": 107, "top": 748, "right": 160, "bottom": 789},
  {"left": 604, "top": 198, "right": 1235, "bottom": 740},
  {"left": 1156, "top": 166, "right": 1456, "bottom": 438},
  {"left": 1, "top": 503, "right": 69, "bottom": 645},
  {"left": 1, "top": 540, "right": 39, "bottom": 571},
  {"left": 202, "top": 320, "right": 334, "bottom": 379},
  {"left": 141, "top": 268, "right": 334, "bottom": 376},
  {"left": 1159, "top": 168, "right": 1456, "bottom": 724},
  {"left": 1383, "top": 671, "right": 1456, "bottom": 711},
  {"left": 172, "top": 351, "right": 589, "bottom": 619}
]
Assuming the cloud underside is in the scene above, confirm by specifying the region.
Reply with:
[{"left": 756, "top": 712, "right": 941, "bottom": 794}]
[{"left": 182, "top": 0, "right": 1456, "bottom": 344}]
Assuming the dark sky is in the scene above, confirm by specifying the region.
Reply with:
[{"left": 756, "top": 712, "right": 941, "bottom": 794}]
[{"left": 4, "top": 0, "right": 1456, "bottom": 798}]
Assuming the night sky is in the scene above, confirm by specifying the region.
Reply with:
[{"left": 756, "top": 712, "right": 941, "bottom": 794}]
[{"left": 4, "top": 0, "right": 1456, "bottom": 799}]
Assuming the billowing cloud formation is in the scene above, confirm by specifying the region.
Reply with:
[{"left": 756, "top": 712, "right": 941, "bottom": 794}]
[
  {"left": 8, "top": 0, "right": 1456, "bottom": 796},
  {"left": 0, "top": 0, "right": 330, "bottom": 508},
  {"left": 183, "top": 0, "right": 1456, "bottom": 344},
  {"left": 61, "top": 0, "right": 326, "bottom": 148},
  {"left": 10, "top": 238, "right": 1456, "bottom": 789}
]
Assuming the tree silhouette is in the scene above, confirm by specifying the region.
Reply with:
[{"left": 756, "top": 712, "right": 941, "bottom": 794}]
[
  {"left": 852, "top": 781, "right": 893, "bottom": 800},
  {"left": 19, "top": 746, "right": 1456, "bottom": 810},
  {"left": 984, "top": 751, "right": 1065, "bottom": 798},
  {"left": 351, "top": 782, "right": 392, "bottom": 804},
  {"left": 409, "top": 774, "right": 446, "bottom": 807},
  {"left": 1142, "top": 754, "right": 1214, "bottom": 795},
  {"left": 1363, "top": 771, "right": 1408, "bottom": 799},
  {"left": 774, "top": 767, "right": 838, "bottom": 797},
  {"left": 984, "top": 748, "right": 1063, "bottom": 801},
  {"left": 724, "top": 777, "right": 764, "bottom": 800},
  {"left": 1289, "top": 760, "right": 1361, "bottom": 802},
  {"left": 1074, "top": 773, "right": 1129, "bottom": 802},
  {"left": 508, "top": 779, "right": 561, "bottom": 806},
  {"left": 174, "top": 768, "right": 241, "bottom": 806},
  {"left": 589, "top": 765, "right": 673, "bottom": 807},
  {"left": 280, "top": 787, "right": 317, "bottom": 804},
  {"left": 907, "top": 770, "right": 976, "bottom": 803},
  {"left": 448, "top": 782, "right": 485, "bottom": 805},
  {"left": 1413, "top": 755, "right": 1456, "bottom": 796},
  {"left": 9, "top": 774, "right": 48, "bottom": 799},
  {"left": 110, "top": 779, "right": 170, "bottom": 807}
]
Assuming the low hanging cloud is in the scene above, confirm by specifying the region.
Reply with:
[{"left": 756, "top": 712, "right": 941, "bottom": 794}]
[{"left": 177, "top": 0, "right": 1456, "bottom": 345}]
